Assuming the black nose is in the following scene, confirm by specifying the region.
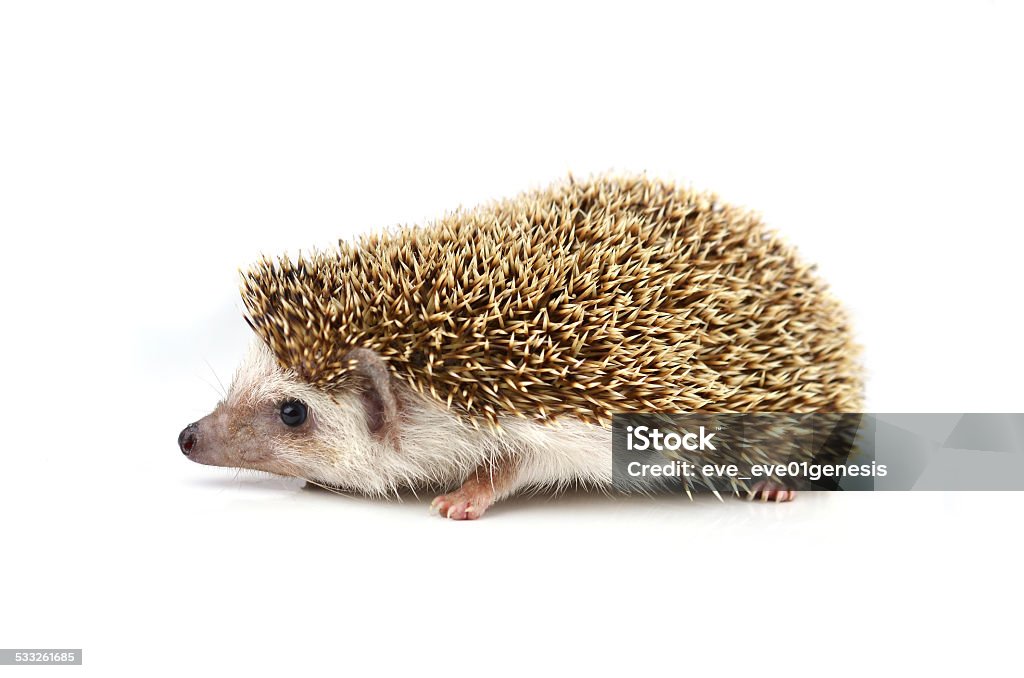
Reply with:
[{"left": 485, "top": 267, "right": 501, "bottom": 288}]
[{"left": 178, "top": 422, "right": 199, "bottom": 456}]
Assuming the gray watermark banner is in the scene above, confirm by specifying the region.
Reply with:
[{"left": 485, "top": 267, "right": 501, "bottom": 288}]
[
  {"left": 611, "top": 413, "right": 1024, "bottom": 493},
  {"left": 0, "top": 649, "right": 81, "bottom": 665}
]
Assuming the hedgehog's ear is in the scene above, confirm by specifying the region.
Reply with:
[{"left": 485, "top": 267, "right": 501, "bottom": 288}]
[{"left": 344, "top": 348, "right": 401, "bottom": 448}]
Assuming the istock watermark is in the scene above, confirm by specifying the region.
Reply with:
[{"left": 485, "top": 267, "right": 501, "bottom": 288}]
[
  {"left": 0, "top": 649, "right": 82, "bottom": 665},
  {"left": 611, "top": 413, "right": 1024, "bottom": 494},
  {"left": 624, "top": 424, "right": 717, "bottom": 452}
]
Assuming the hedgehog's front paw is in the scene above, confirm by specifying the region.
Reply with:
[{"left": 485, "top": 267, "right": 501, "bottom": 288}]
[
  {"left": 430, "top": 483, "right": 495, "bottom": 520},
  {"left": 748, "top": 481, "right": 797, "bottom": 503}
]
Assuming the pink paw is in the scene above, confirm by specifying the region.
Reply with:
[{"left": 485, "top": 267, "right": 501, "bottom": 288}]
[
  {"left": 430, "top": 486, "right": 494, "bottom": 520},
  {"left": 749, "top": 481, "right": 797, "bottom": 503}
]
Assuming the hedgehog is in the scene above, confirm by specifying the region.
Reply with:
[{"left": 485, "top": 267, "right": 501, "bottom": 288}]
[{"left": 178, "top": 174, "right": 862, "bottom": 519}]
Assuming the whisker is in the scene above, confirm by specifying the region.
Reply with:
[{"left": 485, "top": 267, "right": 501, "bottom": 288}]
[
  {"left": 299, "top": 476, "right": 355, "bottom": 497},
  {"left": 195, "top": 374, "right": 225, "bottom": 400},
  {"left": 204, "top": 358, "right": 228, "bottom": 398}
]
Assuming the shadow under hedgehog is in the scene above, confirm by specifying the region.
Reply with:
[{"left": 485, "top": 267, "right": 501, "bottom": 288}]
[{"left": 178, "top": 174, "right": 863, "bottom": 519}]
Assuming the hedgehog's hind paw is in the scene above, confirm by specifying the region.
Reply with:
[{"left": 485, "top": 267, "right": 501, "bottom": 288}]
[{"left": 746, "top": 481, "right": 797, "bottom": 503}]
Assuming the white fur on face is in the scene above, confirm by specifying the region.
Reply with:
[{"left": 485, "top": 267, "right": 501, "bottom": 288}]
[{"left": 223, "top": 341, "right": 613, "bottom": 498}]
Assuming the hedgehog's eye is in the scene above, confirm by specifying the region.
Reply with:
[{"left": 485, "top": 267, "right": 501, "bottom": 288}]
[{"left": 279, "top": 400, "right": 308, "bottom": 427}]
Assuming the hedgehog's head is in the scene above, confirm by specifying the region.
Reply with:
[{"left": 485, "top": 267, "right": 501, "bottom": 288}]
[{"left": 178, "top": 341, "right": 403, "bottom": 488}]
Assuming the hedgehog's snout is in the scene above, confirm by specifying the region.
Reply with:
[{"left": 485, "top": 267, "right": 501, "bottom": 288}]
[{"left": 178, "top": 422, "right": 199, "bottom": 456}]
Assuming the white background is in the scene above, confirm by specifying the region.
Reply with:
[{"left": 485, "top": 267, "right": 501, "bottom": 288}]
[{"left": 2, "top": 1, "right": 1022, "bottom": 675}]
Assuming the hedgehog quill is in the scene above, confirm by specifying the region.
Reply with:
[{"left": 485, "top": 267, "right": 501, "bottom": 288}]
[{"left": 178, "top": 174, "right": 862, "bottom": 519}]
